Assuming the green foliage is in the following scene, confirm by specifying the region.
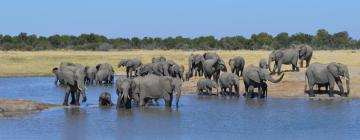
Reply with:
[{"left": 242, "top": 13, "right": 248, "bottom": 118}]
[{"left": 0, "top": 29, "right": 359, "bottom": 51}]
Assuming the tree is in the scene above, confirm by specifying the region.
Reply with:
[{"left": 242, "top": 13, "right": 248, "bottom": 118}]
[
  {"left": 313, "top": 29, "right": 331, "bottom": 49},
  {"left": 331, "top": 31, "right": 350, "bottom": 49},
  {"left": 272, "top": 32, "right": 289, "bottom": 49}
]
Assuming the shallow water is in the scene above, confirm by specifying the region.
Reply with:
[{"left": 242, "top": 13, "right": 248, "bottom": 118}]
[{"left": 1, "top": 76, "right": 360, "bottom": 139}]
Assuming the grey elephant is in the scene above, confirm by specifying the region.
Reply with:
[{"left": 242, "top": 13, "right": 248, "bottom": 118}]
[
  {"left": 99, "top": 92, "right": 113, "bottom": 107},
  {"left": 203, "top": 52, "right": 220, "bottom": 60},
  {"left": 116, "top": 78, "right": 134, "bottom": 109},
  {"left": 259, "top": 58, "right": 269, "bottom": 69},
  {"left": 295, "top": 44, "right": 313, "bottom": 68},
  {"left": 85, "top": 66, "right": 97, "bottom": 85},
  {"left": 219, "top": 72, "right": 240, "bottom": 96},
  {"left": 197, "top": 78, "right": 218, "bottom": 95},
  {"left": 203, "top": 58, "right": 227, "bottom": 82},
  {"left": 118, "top": 59, "right": 142, "bottom": 78},
  {"left": 169, "top": 63, "right": 185, "bottom": 80},
  {"left": 305, "top": 62, "right": 350, "bottom": 97},
  {"left": 229, "top": 56, "right": 245, "bottom": 76},
  {"left": 151, "top": 61, "right": 171, "bottom": 76},
  {"left": 243, "top": 65, "right": 284, "bottom": 98},
  {"left": 268, "top": 49, "right": 299, "bottom": 74},
  {"left": 188, "top": 54, "right": 205, "bottom": 77},
  {"left": 135, "top": 63, "right": 154, "bottom": 76},
  {"left": 132, "top": 74, "right": 182, "bottom": 107},
  {"left": 52, "top": 67, "right": 65, "bottom": 86},
  {"left": 59, "top": 62, "right": 88, "bottom": 106},
  {"left": 152, "top": 56, "right": 167, "bottom": 63},
  {"left": 95, "top": 63, "right": 114, "bottom": 84},
  {"left": 184, "top": 71, "right": 192, "bottom": 81}
]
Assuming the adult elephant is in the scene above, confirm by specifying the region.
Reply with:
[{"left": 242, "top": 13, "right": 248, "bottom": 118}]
[
  {"left": 59, "top": 62, "right": 88, "bottom": 106},
  {"left": 85, "top": 66, "right": 97, "bottom": 85},
  {"left": 169, "top": 63, "right": 185, "bottom": 80},
  {"left": 132, "top": 74, "right": 182, "bottom": 107},
  {"left": 152, "top": 56, "right": 166, "bottom": 63},
  {"left": 203, "top": 58, "right": 227, "bottom": 82},
  {"left": 219, "top": 72, "right": 240, "bottom": 96},
  {"left": 52, "top": 67, "right": 65, "bottom": 86},
  {"left": 188, "top": 54, "right": 205, "bottom": 77},
  {"left": 296, "top": 44, "right": 313, "bottom": 68},
  {"left": 116, "top": 78, "right": 134, "bottom": 108},
  {"left": 151, "top": 61, "right": 171, "bottom": 76},
  {"left": 229, "top": 56, "right": 245, "bottom": 77},
  {"left": 95, "top": 63, "right": 114, "bottom": 84},
  {"left": 203, "top": 52, "right": 220, "bottom": 60},
  {"left": 305, "top": 62, "right": 350, "bottom": 97},
  {"left": 243, "top": 65, "right": 284, "bottom": 98},
  {"left": 268, "top": 49, "right": 299, "bottom": 74},
  {"left": 118, "top": 59, "right": 142, "bottom": 78},
  {"left": 135, "top": 63, "right": 154, "bottom": 76}
]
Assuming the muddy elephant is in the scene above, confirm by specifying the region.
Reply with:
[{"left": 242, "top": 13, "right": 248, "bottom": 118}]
[
  {"left": 197, "top": 78, "right": 218, "bottom": 95},
  {"left": 259, "top": 58, "right": 269, "bottom": 69},
  {"left": 268, "top": 49, "right": 299, "bottom": 74},
  {"left": 295, "top": 44, "right": 313, "bottom": 68},
  {"left": 116, "top": 78, "right": 134, "bottom": 108},
  {"left": 305, "top": 62, "right": 350, "bottom": 97},
  {"left": 243, "top": 65, "right": 284, "bottom": 98},
  {"left": 132, "top": 74, "right": 182, "bottom": 107},
  {"left": 188, "top": 54, "right": 205, "bottom": 77},
  {"left": 95, "top": 63, "right": 114, "bottom": 84},
  {"left": 219, "top": 72, "right": 240, "bottom": 96},
  {"left": 118, "top": 59, "right": 142, "bottom": 78},
  {"left": 99, "top": 92, "right": 113, "bottom": 107},
  {"left": 229, "top": 56, "right": 245, "bottom": 77},
  {"left": 152, "top": 56, "right": 167, "bottom": 63},
  {"left": 85, "top": 66, "right": 97, "bottom": 85},
  {"left": 52, "top": 67, "right": 65, "bottom": 86},
  {"left": 59, "top": 62, "right": 88, "bottom": 106},
  {"left": 203, "top": 58, "right": 227, "bottom": 82}
]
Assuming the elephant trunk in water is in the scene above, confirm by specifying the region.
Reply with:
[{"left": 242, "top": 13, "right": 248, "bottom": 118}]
[{"left": 268, "top": 73, "right": 284, "bottom": 83}]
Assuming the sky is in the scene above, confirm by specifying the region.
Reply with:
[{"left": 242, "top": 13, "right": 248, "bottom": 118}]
[{"left": 0, "top": 0, "right": 359, "bottom": 39}]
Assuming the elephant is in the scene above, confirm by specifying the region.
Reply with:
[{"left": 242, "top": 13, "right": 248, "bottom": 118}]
[
  {"left": 52, "top": 67, "right": 65, "bottom": 86},
  {"left": 59, "top": 62, "right": 88, "bottom": 106},
  {"left": 259, "top": 58, "right": 269, "bottom": 69},
  {"left": 85, "top": 66, "right": 97, "bottom": 85},
  {"left": 184, "top": 71, "right": 191, "bottom": 81},
  {"left": 116, "top": 78, "right": 134, "bottom": 109},
  {"left": 203, "top": 58, "right": 227, "bottom": 82},
  {"left": 132, "top": 74, "right": 182, "bottom": 107},
  {"left": 152, "top": 56, "right": 166, "bottom": 63},
  {"left": 196, "top": 78, "right": 218, "bottom": 95},
  {"left": 95, "top": 69, "right": 114, "bottom": 85},
  {"left": 268, "top": 49, "right": 299, "bottom": 74},
  {"left": 99, "top": 92, "right": 113, "bottom": 107},
  {"left": 296, "top": 44, "right": 313, "bottom": 68},
  {"left": 95, "top": 63, "right": 114, "bottom": 84},
  {"left": 118, "top": 59, "right": 142, "bottom": 78},
  {"left": 169, "top": 63, "right": 185, "bottom": 80},
  {"left": 243, "top": 65, "right": 284, "bottom": 98},
  {"left": 304, "top": 62, "right": 350, "bottom": 97},
  {"left": 188, "top": 54, "right": 205, "bottom": 77},
  {"left": 229, "top": 56, "right": 245, "bottom": 76},
  {"left": 151, "top": 61, "right": 170, "bottom": 76},
  {"left": 203, "top": 52, "right": 220, "bottom": 60},
  {"left": 219, "top": 72, "right": 240, "bottom": 96},
  {"left": 135, "top": 63, "right": 154, "bottom": 76}
]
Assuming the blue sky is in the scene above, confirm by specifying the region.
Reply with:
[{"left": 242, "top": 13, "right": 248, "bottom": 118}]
[{"left": 0, "top": 0, "right": 359, "bottom": 38}]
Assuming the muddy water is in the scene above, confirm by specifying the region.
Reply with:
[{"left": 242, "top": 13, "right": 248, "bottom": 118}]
[{"left": 0, "top": 77, "right": 360, "bottom": 139}]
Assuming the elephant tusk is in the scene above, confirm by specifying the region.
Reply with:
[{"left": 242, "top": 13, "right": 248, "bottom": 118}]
[{"left": 127, "top": 95, "right": 130, "bottom": 99}]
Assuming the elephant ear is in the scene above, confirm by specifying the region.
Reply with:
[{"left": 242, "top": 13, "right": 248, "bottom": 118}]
[
  {"left": 275, "top": 51, "right": 284, "bottom": 60},
  {"left": 327, "top": 63, "right": 340, "bottom": 78},
  {"left": 96, "top": 64, "right": 101, "bottom": 71},
  {"left": 248, "top": 69, "right": 262, "bottom": 83},
  {"left": 299, "top": 45, "right": 307, "bottom": 56}
]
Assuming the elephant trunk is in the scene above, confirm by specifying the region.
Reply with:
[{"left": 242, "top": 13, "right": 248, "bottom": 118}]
[
  {"left": 268, "top": 73, "right": 284, "bottom": 83},
  {"left": 175, "top": 90, "right": 181, "bottom": 107}
]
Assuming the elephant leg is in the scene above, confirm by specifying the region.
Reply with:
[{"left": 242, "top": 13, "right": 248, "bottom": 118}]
[
  {"left": 240, "top": 68, "right": 244, "bottom": 77},
  {"left": 116, "top": 95, "right": 122, "bottom": 109},
  {"left": 208, "top": 88, "right": 213, "bottom": 95},
  {"left": 70, "top": 92, "right": 76, "bottom": 105},
  {"left": 308, "top": 83, "right": 315, "bottom": 97},
  {"left": 164, "top": 94, "right": 171, "bottom": 107},
  {"left": 63, "top": 86, "right": 71, "bottom": 106},
  {"left": 258, "top": 86, "right": 263, "bottom": 98},
  {"left": 75, "top": 92, "right": 81, "bottom": 106},
  {"left": 229, "top": 87, "right": 233, "bottom": 96},
  {"left": 336, "top": 79, "right": 345, "bottom": 96},
  {"left": 293, "top": 59, "right": 299, "bottom": 71},
  {"left": 139, "top": 95, "right": 146, "bottom": 106},
  {"left": 329, "top": 81, "right": 335, "bottom": 97}
]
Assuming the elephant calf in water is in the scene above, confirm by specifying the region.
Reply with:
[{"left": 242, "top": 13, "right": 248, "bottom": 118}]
[
  {"left": 219, "top": 72, "right": 240, "bottom": 96},
  {"left": 99, "top": 92, "right": 113, "bottom": 107},
  {"left": 197, "top": 78, "right": 218, "bottom": 95}
]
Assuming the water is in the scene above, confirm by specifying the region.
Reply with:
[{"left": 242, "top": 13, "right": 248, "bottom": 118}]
[{"left": 1, "top": 77, "right": 360, "bottom": 139}]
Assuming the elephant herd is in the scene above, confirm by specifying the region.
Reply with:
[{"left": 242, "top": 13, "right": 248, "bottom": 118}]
[{"left": 52, "top": 44, "right": 351, "bottom": 108}]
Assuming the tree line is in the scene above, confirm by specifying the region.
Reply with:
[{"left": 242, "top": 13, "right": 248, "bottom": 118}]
[{"left": 0, "top": 29, "right": 359, "bottom": 51}]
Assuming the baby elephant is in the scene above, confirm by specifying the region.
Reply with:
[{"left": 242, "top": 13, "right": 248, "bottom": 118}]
[
  {"left": 197, "top": 79, "right": 218, "bottom": 95},
  {"left": 219, "top": 72, "right": 240, "bottom": 96},
  {"left": 99, "top": 92, "right": 113, "bottom": 107}
]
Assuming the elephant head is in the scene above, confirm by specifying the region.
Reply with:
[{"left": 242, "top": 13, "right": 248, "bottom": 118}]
[
  {"left": 117, "top": 79, "right": 134, "bottom": 108},
  {"left": 229, "top": 58, "right": 236, "bottom": 71},
  {"left": 327, "top": 63, "right": 350, "bottom": 95},
  {"left": 218, "top": 59, "right": 227, "bottom": 72},
  {"left": 249, "top": 67, "right": 284, "bottom": 84},
  {"left": 268, "top": 50, "right": 283, "bottom": 72},
  {"left": 99, "top": 92, "right": 112, "bottom": 107},
  {"left": 298, "top": 45, "right": 308, "bottom": 58},
  {"left": 118, "top": 59, "right": 129, "bottom": 68}
]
